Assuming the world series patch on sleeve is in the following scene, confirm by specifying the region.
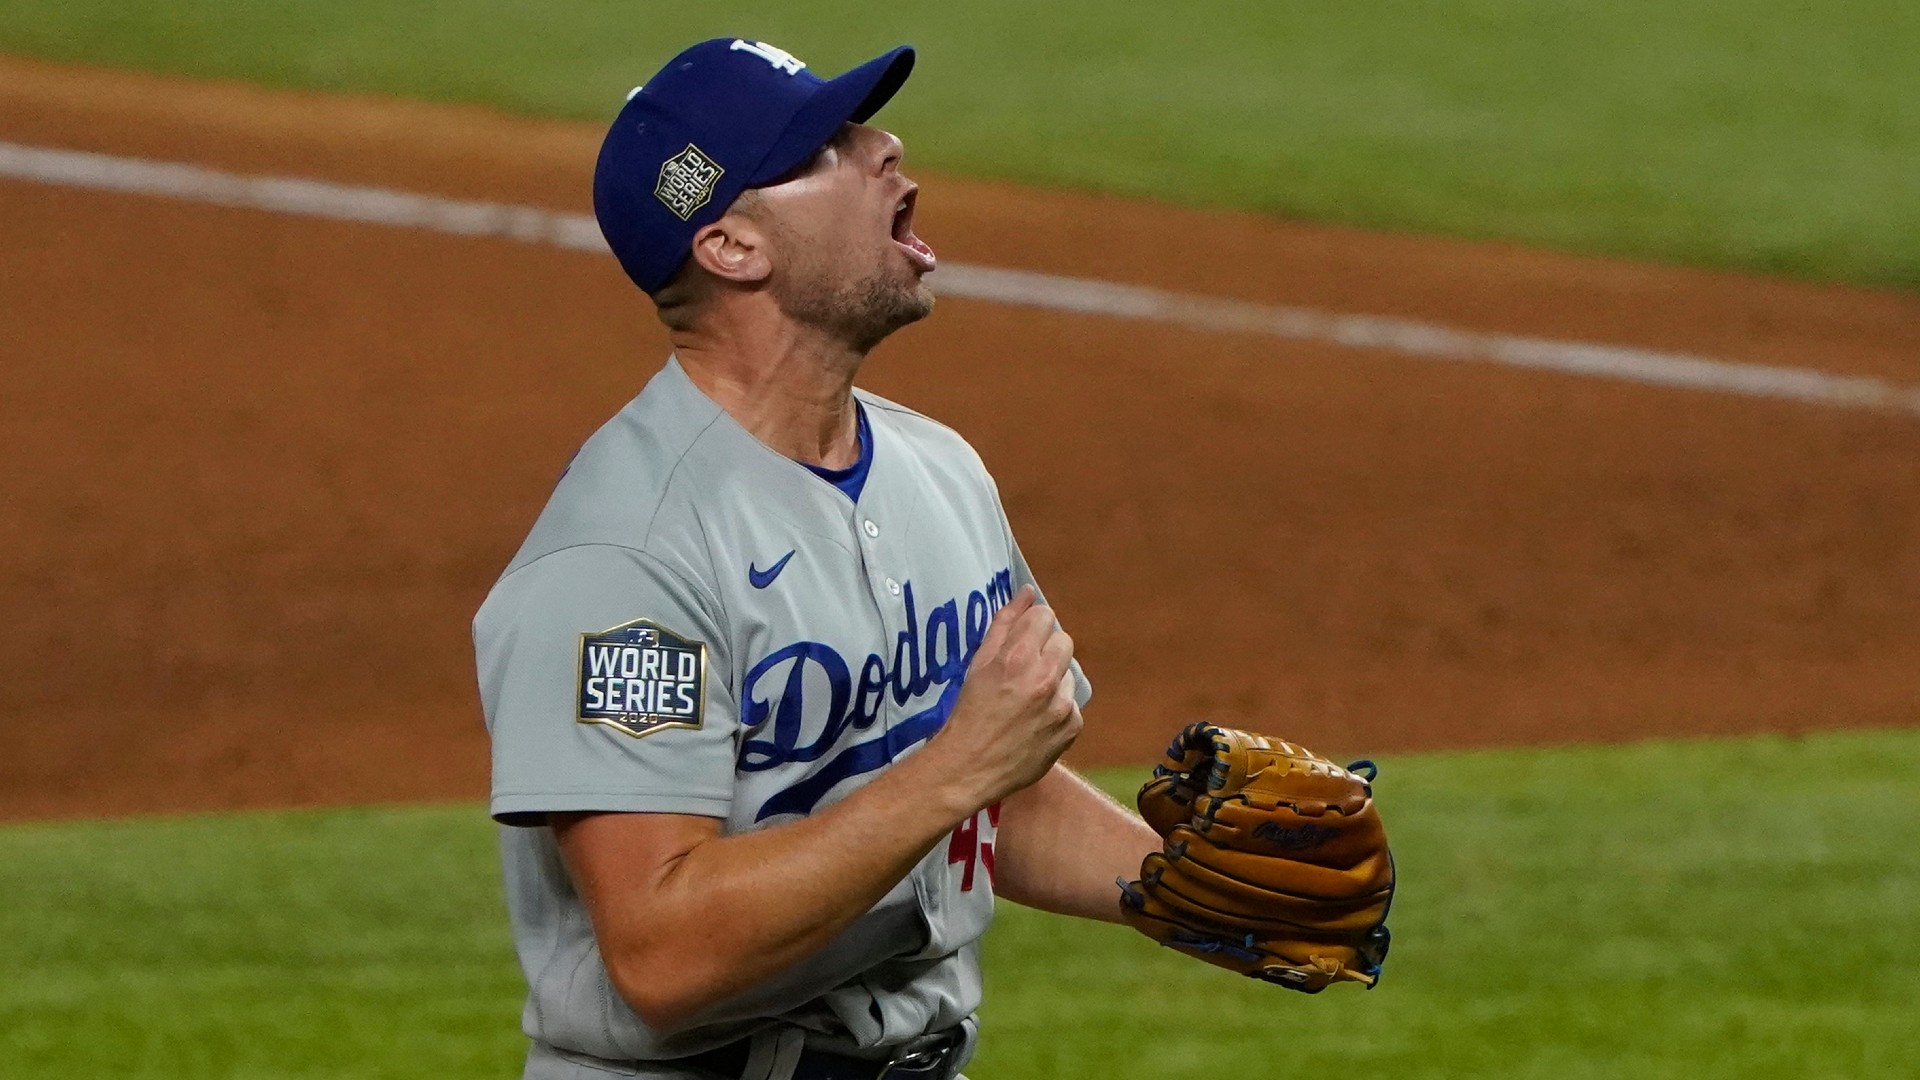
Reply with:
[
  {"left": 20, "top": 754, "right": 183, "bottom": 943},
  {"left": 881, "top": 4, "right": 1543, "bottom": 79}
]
[{"left": 576, "top": 618, "right": 707, "bottom": 737}]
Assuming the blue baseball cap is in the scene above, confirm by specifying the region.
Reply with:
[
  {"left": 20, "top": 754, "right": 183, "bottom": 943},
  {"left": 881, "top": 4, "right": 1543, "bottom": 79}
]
[{"left": 593, "top": 38, "right": 916, "bottom": 295}]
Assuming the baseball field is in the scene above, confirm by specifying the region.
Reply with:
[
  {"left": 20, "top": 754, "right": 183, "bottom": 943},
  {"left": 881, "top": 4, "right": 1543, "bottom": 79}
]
[{"left": 2, "top": 5, "right": 1917, "bottom": 1078}]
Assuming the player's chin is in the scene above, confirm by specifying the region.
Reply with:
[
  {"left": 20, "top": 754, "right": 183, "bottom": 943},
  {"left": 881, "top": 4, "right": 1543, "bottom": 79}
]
[
  {"left": 879, "top": 259, "right": 935, "bottom": 322},
  {"left": 902, "top": 279, "right": 935, "bottom": 322},
  {"left": 868, "top": 283, "right": 933, "bottom": 339}
]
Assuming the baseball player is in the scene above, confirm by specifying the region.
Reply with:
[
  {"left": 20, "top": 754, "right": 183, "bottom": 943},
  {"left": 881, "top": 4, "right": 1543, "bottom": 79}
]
[{"left": 474, "top": 38, "right": 1160, "bottom": 1080}]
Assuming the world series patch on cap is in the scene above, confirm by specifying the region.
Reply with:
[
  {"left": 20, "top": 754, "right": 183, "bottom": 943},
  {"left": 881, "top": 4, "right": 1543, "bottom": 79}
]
[
  {"left": 654, "top": 145, "right": 725, "bottom": 221},
  {"left": 593, "top": 37, "right": 915, "bottom": 294},
  {"left": 577, "top": 618, "right": 707, "bottom": 737}
]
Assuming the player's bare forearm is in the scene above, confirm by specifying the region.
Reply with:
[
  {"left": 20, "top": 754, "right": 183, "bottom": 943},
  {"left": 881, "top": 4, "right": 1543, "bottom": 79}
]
[
  {"left": 993, "top": 762, "right": 1158, "bottom": 924},
  {"left": 554, "top": 750, "right": 977, "bottom": 1032}
]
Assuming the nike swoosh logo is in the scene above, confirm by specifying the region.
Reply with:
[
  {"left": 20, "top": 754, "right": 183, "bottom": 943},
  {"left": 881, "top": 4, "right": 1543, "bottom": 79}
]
[{"left": 748, "top": 550, "right": 796, "bottom": 589}]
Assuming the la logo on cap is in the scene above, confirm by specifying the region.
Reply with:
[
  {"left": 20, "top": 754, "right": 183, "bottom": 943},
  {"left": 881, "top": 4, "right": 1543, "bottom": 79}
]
[
  {"left": 729, "top": 39, "right": 807, "bottom": 74},
  {"left": 655, "top": 144, "right": 725, "bottom": 221}
]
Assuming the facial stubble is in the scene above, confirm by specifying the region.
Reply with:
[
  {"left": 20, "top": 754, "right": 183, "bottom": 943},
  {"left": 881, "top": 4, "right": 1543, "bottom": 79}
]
[{"left": 768, "top": 225, "right": 934, "bottom": 354}]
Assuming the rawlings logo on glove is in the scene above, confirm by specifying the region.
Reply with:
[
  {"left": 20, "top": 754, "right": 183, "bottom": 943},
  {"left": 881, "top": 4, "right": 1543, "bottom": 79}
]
[{"left": 1118, "top": 722, "right": 1395, "bottom": 993}]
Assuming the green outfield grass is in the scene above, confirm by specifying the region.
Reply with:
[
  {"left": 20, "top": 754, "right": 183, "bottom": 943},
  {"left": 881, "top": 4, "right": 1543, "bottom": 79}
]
[
  {"left": 2, "top": 2, "right": 1916, "bottom": 288},
  {"left": 2, "top": 729, "right": 1916, "bottom": 1079}
]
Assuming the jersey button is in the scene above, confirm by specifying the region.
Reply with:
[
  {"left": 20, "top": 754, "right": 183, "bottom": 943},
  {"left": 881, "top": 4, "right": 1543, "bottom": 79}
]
[
  {"left": 885, "top": 577, "right": 901, "bottom": 596},
  {"left": 863, "top": 519, "right": 881, "bottom": 538}
]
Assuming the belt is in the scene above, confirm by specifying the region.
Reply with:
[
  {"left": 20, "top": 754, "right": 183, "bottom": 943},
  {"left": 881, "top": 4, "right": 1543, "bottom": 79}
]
[{"left": 682, "top": 1026, "right": 964, "bottom": 1080}]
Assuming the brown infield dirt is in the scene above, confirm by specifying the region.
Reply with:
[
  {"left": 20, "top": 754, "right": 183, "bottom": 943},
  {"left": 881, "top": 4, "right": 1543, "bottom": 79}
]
[{"left": 2, "top": 56, "right": 1917, "bottom": 822}]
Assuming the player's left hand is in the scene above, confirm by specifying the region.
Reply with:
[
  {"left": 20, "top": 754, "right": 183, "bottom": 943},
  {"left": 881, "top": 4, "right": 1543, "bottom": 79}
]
[{"left": 1118, "top": 722, "right": 1394, "bottom": 993}]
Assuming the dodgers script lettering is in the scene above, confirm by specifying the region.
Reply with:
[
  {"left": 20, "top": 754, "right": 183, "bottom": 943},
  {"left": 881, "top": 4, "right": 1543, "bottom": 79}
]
[{"left": 740, "top": 568, "right": 1017, "bottom": 820}]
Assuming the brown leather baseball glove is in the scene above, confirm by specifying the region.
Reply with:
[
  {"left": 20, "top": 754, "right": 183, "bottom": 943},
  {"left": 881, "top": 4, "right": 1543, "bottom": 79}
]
[{"left": 1118, "top": 722, "right": 1394, "bottom": 992}]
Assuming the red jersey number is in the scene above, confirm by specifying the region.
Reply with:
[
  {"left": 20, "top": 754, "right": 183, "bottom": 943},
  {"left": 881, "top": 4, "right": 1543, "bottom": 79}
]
[{"left": 946, "top": 802, "right": 1001, "bottom": 892}]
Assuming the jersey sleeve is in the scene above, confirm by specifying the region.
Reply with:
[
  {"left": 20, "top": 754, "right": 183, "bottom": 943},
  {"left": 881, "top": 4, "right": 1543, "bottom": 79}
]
[
  {"left": 475, "top": 543, "right": 738, "bottom": 826},
  {"left": 974, "top": 456, "right": 1094, "bottom": 709},
  {"left": 1009, "top": 532, "right": 1093, "bottom": 709}
]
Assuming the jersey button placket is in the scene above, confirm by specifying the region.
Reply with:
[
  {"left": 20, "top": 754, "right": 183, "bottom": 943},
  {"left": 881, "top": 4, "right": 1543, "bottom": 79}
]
[
  {"left": 858, "top": 515, "right": 892, "bottom": 609},
  {"left": 858, "top": 514, "right": 901, "bottom": 739}
]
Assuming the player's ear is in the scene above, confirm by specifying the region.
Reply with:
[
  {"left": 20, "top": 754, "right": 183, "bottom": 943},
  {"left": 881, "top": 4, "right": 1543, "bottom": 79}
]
[{"left": 688, "top": 213, "right": 772, "bottom": 285}]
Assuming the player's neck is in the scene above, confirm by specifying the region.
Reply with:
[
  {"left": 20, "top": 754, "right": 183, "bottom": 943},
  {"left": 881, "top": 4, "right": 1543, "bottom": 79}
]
[{"left": 672, "top": 321, "right": 865, "bottom": 470}]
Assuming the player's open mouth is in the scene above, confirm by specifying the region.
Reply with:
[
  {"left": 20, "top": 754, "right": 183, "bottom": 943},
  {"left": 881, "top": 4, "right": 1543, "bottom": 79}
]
[{"left": 891, "top": 188, "right": 937, "bottom": 273}]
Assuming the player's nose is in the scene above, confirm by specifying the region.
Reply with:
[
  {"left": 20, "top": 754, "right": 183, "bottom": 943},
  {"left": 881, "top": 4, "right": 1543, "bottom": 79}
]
[{"left": 854, "top": 124, "right": 905, "bottom": 175}]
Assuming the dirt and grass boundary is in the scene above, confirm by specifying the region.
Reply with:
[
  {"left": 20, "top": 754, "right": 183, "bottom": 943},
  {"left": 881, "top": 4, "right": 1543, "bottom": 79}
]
[{"left": 2, "top": 57, "right": 1916, "bottom": 822}]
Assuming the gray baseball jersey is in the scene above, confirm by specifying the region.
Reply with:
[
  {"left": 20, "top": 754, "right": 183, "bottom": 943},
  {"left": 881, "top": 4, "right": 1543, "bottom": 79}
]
[{"left": 474, "top": 357, "right": 1090, "bottom": 1074}]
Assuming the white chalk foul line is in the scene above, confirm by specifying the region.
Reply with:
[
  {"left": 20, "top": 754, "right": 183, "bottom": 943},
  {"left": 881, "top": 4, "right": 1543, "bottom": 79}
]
[{"left": 5, "top": 139, "right": 1916, "bottom": 418}]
